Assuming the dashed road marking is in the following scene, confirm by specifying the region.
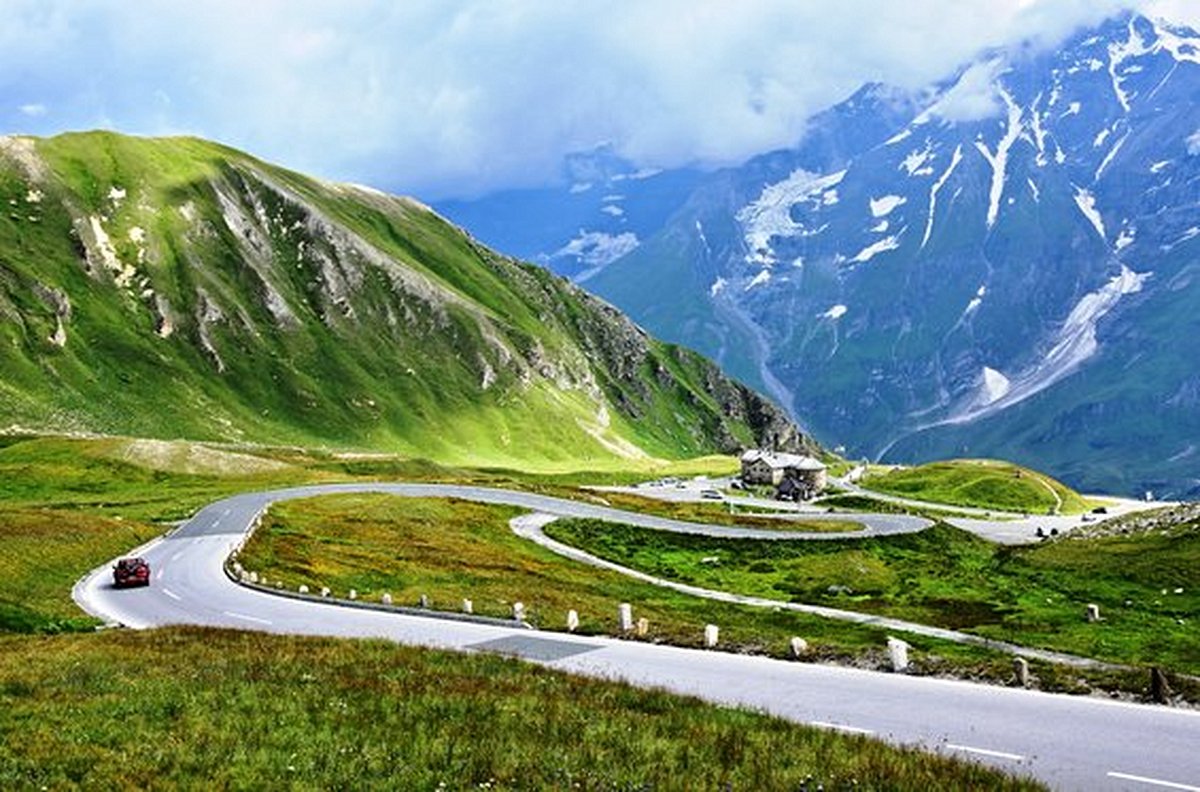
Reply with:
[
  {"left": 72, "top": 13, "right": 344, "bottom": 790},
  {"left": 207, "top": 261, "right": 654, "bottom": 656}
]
[
  {"left": 161, "top": 588, "right": 181, "bottom": 601},
  {"left": 223, "top": 610, "right": 272, "bottom": 626},
  {"left": 810, "top": 721, "right": 874, "bottom": 735},
  {"left": 946, "top": 744, "right": 1025, "bottom": 762},
  {"left": 1107, "top": 771, "right": 1200, "bottom": 791},
  {"left": 170, "top": 551, "right": 183, "bottom": 562}
]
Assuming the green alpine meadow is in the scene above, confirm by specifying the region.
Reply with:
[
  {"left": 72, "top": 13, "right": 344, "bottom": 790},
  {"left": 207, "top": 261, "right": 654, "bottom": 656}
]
[{"left": 0, "top": 131, "right": 807, "bottom": 469}]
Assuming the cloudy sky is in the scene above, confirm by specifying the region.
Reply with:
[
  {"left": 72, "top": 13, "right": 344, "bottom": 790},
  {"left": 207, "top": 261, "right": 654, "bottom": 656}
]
[{"left": 2, "top": 0, "right": 1195, "bottom": 199}]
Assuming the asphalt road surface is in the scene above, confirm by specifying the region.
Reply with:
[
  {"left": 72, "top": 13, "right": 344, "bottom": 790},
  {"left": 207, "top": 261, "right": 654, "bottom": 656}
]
[{"left": 74, "top": 483, "right": 1200, "bottom": 792}]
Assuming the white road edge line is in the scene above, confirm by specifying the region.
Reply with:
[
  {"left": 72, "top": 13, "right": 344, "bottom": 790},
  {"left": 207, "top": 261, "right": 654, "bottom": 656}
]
[
  {"left": 223, "top": 610, "right": 272, "bottom": 626},
  {"left": 945, "top": 744, "right": 1025, "bottom": 762},
  {"left": 161, "top": 588, "right": 181, "bottom": 601},
  {"left": 1107, "top": 771, "right": 1200, "bottom": 791},
  {"left": 809, "top": 720, "right": 874, "bottom": 735}
]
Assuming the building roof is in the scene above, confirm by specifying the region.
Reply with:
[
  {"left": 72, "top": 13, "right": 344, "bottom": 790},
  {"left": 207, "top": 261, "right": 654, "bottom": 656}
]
[{"left": 740, "top": 450, "right": 826, "bottom": 471}]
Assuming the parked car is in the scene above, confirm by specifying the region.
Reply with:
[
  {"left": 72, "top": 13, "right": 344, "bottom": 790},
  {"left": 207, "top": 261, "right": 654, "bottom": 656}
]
[
  {"left": 700, "top": 489, "right": 723, "bottom": 500},
  {"left": 113, "top": 557, "right": 151, "bottom": 588}
]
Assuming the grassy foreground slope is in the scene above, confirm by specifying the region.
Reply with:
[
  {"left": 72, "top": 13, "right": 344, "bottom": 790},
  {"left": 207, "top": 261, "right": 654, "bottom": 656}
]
[
  {"left": 0, "top": 629, "right": 1041, "bottom": 791},
  {"left": 861, "top": 459, "right": 1091, "bottom": 514},
  {"left": 0, "top": 131, "right": 809, "bottom": 470}
]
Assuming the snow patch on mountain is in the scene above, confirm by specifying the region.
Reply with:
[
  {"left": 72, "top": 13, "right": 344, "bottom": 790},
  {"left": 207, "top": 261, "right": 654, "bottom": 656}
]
[
  {"left": 939, "top": 266, "right": 1150, "bottom": 427},
  {"left": 973, "top": 88, "right": 1023, "bottom": 229},
  {"left": 737, "top": 169, "right": 845, "bottom": 266},
  {"left": 870, "top": 195, "right": 906, "bottom": 217},
  {"left": 850, "top": 235, "right": 901, "bottom": 264},
  {"left": 900, "top": 143, "right": 935, "bottom": 177},
  {"left": 1073, "top": 187, "right": 1106, "bottom": 240},
  {"left": 1095, "top": 132, "right": 1128, "bottom": 180},
  {"left": 922, "top": 144, "right": 963, "bottom": 248},
  {"left": 981, "top": 367, "right": 1011, "bottom": 405},
  {"left": 745, "top": 269, "right": 772, "bottom": 290},
  {"left": 1116, "top": 227, "right": 1136, "bottom": 251},
  {"left": 964, "top": 285, "right": 987, "bottom": 316}
]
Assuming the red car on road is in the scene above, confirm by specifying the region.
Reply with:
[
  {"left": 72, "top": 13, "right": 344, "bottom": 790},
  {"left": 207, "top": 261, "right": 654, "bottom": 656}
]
[{"left": 113, "top": 557, "right": 151, "bottom": 588}]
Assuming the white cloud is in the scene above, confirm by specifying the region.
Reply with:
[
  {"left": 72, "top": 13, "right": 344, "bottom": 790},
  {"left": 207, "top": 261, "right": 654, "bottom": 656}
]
[
  {"left": 18, "top": 103, "right": 47, "bottom": 117},
  {"left": 0, "top": 0, "right": 1163, "bottom": 199},
  {"left": 926, "top": 59, "right": 1009, "bottom": 122}
]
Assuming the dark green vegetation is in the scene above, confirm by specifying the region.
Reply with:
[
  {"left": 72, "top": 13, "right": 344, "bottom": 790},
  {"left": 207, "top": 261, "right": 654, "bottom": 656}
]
[
  {"left": 0, "top": 629, "right": 1043, "bottom": 791},
  {"left": 861, "top": 460, "right": 1091, "bottom": 514},
  {"left": 546, "top": 518, "right": 1200, "bottom": 675},
  {"left": 0, "top": 131, "right": 809, "bottom": 470}
]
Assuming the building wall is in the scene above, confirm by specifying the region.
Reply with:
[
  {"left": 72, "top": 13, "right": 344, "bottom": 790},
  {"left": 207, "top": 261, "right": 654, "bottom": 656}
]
[{"left": 742, "top": 460, "right": 783, "bottom": 485}]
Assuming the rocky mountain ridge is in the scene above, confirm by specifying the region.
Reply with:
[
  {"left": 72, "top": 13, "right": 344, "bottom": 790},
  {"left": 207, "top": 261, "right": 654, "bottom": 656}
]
[{"left": 575, "top": 12, "right": 1200, "bottom": 497}]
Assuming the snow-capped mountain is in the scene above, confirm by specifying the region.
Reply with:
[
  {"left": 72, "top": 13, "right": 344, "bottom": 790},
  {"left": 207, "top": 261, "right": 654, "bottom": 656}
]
[
  {"left": 581, "top": 12, "right": 1200, "bottom": 498},
  {"left": 435, "top": 144, "right": 703, "bottom": 282}
]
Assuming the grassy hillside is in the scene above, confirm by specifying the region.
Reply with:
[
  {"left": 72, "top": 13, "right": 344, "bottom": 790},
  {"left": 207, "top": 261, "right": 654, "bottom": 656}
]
[
  {"left": 0, "top": 131, "right": 810, "bottom": 470},
  {"left": 0, "top": 629, "right": 1042, "bottom": 791},
  {"left": 860, "top": 459, "right": 1090, "bottom": 514}
]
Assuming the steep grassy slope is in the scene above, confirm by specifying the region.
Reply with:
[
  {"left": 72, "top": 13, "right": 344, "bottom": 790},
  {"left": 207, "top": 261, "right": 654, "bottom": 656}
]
[{"left": 0, "top": 132, "right": 808, "bottom": 469}]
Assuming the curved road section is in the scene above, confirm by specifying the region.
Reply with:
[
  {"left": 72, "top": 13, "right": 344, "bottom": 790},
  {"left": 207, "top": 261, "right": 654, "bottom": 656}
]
[{"left": 75, "top": 483, "right": 1200, "bottom": 792}]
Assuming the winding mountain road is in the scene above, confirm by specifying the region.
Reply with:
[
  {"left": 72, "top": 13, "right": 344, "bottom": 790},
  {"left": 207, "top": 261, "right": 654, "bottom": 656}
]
[{"left": 74, "top": 483, "right": 1200, "bottom": 792}]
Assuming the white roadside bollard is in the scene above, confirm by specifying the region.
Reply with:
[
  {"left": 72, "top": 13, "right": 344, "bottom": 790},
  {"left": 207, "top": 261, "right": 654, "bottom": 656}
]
[
  {"left": 1013, "top": 657, "right": 1030, "bottom": 687},
  {"left": 348, "top": 589, "right": 357, "bottom": 601},
  {"left": 419, "top": 594, "right": 429, "bottom": 608},
  {"left": 1086, "top": 603, "right": 1101, "bottom": 622},
  {"left": 790, "top": 637, "right": 809, "bottom": 658},
  {"left": 462, "top": 599, "right": 473, "bottom": 615},
  {"left": 567, "top": 609, "right": 580, "bottom": 632},
  {"left": 704, "top": 624, "right": 719, "bottom": 648},
  {"left": 381, "top": 592, "right": 393, "bottom": 606},
  {"left": 887, "top": 637, "right": 910, "bottom": 672},
  {"left": 298, "top": 584, "right": 309, "bottom": 594},
  {"left": 635, "top": 618, "right": 649, "bottom": 637},
  {"left": 618, "top": 603, "right": 633, "bottom": 632},
  {"left": 513, "top": 602, "right": 525, "bottom": 622},
  {"left": 247, "top": 571, "right": 259, "bottom": 584},
  {"left": 320, "top": 587, "right": 331, "bottom": 598}
]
